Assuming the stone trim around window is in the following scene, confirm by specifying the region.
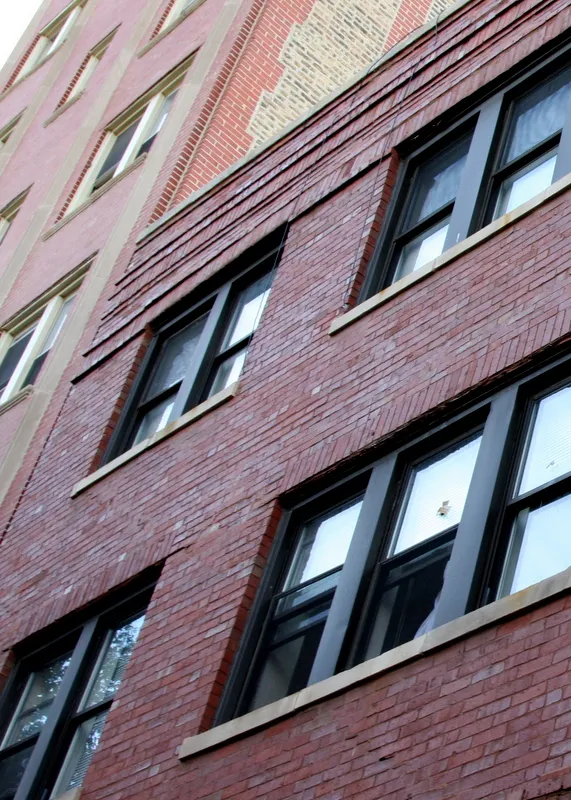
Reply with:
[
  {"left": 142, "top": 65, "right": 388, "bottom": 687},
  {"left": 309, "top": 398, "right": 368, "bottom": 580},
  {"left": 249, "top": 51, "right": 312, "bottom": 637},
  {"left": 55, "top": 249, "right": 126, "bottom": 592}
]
[
  {"left": 329, "top": 168, "right": 571, "bottom": 336},
  {"left": 70, "top": 382, "right": 237, "bottom": 497},
  {"left": 137, "top": 0, "right": 207, "bottom": 58},
  {"left": 178, "top": 562, "right": 571, "bottom": 760}
]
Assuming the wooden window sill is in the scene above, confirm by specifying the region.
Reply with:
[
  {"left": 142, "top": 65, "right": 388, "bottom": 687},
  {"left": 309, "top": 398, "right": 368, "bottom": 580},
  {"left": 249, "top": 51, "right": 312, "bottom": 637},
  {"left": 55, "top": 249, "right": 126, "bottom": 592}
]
[
  {"left": 179, "top": 564, "right": 571, "bottom": 759},
  {"left": 330, "top": 170, "right": 571, "bottom": 335},
  {"left": 70, "top": 383, "right": 237, "bottom": 497}
]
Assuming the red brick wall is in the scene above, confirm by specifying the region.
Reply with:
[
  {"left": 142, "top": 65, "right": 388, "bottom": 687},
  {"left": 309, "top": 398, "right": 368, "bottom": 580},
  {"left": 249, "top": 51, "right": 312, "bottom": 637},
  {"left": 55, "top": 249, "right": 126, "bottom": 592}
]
[{"left": 5, "top": 1, "right": 571, "bottom": 799}]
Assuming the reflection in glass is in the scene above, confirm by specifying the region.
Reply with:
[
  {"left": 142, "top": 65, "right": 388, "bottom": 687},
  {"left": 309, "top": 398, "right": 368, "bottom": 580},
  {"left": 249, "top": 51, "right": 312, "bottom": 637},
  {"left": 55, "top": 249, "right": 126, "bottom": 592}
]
[
  {"left": 223, "top": 277, "right": 271, "bottom": 349},
  {"left": 505, "top": 72, "right": 571, "bottom": 163},
  {"left": 392, "top": 436, "right": 481, "bottom": 555},
  {"left": 407, "top": 139, "right": 469, "bottom": 226},
  {"left": 518, "top": 386, "right": 571, "bottom": 495},
  {"left": 133, "top": 396, "right": 175, "bottom": 445},
  {"left": 395, "top": 219, "right": 449, "bottom": 281},
  {"left": 284, "top": 500, "right": 363, "bottom": 589},
  {"left": 3, "top": 655, "right": 72, "bottom": 746},
  {"left": 208, "top": 349, "right": 247, "bottom": 397},
  {"left": 147, "top": 316, "right": 206, "bottom": 398},
  {"left": 51, "top": 711, "right": 108, "bottom": 796},
  {"left": 495, "top": 151, "right": 556, "bottom": 219},
  {"left": 0, "top": 744, "right": 34, "bottom": 800},
  {"left": 500, "top": 494, "right": 571, "bottom": 596},
  {"left": 137, "top": 91, "right": 178, "bottom": 157}
]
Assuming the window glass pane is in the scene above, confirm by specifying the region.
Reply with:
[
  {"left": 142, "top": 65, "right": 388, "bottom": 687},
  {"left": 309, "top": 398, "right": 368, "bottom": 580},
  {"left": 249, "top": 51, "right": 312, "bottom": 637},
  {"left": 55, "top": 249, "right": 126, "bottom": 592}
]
[
  {"left": 494, "top": 150, "right": 556, "bottom": 219},
  {"left": 275, "top": 571, "right": 339, "bottom": 615},
  {"left": 81, "top": 615, "right": 145, "bottom": 710},
  {"left": 284, "top": 499, "right": 363, "bottom": 590},
  {"left": 365, "top": 539, "right": 452, "bottom": 659},
  {"left": 392, "top": 436, "right": 481, "bottom": 555},
  {"left": 132, "top": 395, "right": 176, "bottom": 446},
  {"left": 247, "top": 600, "right": 330, "bottom": 712},
  {"left": 0, "top": 743, "right": 34, "bottom": 800},
  {"left": 22, "top": 297, "right": 75, "bottom": 388},
  {"left": 51, "top": 710, "right": 108, "bottom": 797},
  {"left": 500, "top": 494, "right": 571, "bottom": 596},
  {"left": 93, "top": 120, "right": 140, "bottom": 189},
  {"left": 208, "top": 348, "right": 247, "bottom": 397},
  {"left": 3, "top": 654, "right": 72, "bottom": 746},
  {"left": 0, "top": 329, "right": 35, "bottom": 394},
  {"left": 504, "top": 72, "right": 571, "bottom": 164},
  {"left": 406, "top": 138, "right": 470, "bottom": 228},
  {"left": 518, "top": 386, "right": 571, "bottom": 495},
  {"left": 222, "top": 276, "right": 272, "bottom": 350},
  {"left": 146, "top": 315, "right": 206, "bottom": 400},
  {"left": 394, "top": 218, "right": 449, "bottom": 282},
  {"left": 136, "top": 91, "right": 178, "bottom": 158}
]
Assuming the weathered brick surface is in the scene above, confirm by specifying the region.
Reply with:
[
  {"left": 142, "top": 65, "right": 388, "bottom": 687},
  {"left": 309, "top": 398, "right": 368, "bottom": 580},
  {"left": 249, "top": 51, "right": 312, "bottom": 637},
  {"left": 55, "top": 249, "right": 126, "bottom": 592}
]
[{"left": 6, "top": 0, "right": 571, "bottom": 799}]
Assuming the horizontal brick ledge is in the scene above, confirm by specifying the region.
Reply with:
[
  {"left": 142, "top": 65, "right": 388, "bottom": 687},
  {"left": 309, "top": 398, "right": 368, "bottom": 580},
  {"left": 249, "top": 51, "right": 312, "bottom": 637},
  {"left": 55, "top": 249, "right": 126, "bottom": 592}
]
[
  {"left": 70, "top": 383, "right": 237, "bottom": 497},
  {"left": 329, "top": 170, "right": 571, "bottom": 335},
  {"left": 178, "top": 564, "right": 571, "bottom": 760}
]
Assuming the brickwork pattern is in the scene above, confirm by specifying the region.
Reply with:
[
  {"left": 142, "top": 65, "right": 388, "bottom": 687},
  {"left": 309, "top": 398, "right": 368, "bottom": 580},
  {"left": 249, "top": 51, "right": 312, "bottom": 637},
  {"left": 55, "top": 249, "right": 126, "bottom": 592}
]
[
  {"left": 56, "top": 51, "right": 92, "bottom": 109},
  {"left": 150, "top": 0, "right": 177, "bottom": 39},
  {"left": 2, "top": 34, "right": 41, "bottom": 93}
]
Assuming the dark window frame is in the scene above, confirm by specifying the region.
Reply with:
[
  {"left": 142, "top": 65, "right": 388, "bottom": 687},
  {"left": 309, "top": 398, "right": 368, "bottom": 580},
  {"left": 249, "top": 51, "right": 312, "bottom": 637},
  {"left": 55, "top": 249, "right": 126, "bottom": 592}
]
[
  {"left": 217, "top": 351, "right": 571, "bottom": 724},
  {"left": 105, "top": 228, "right": 287, "bottom": 461},
  {"left": 361, "top": 39, "right": 571, "bottom": 299},
  {"left": 0, "top": 581, "right": 155, "bottom": 800}
]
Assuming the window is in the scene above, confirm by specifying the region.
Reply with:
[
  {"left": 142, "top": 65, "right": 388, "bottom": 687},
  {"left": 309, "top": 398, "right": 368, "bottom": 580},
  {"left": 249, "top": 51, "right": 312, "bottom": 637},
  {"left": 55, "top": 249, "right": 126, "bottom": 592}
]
[
  {"left": 161, "top": 0, "right": 202, "bottom": 31},
  {"left": 106, "top": 230, "right": 285, "bottom": 459},
  {"left": 18, "top": 2, "right": 83, "bottom": 81},
  {"left": 0, "top": 294, "right": 75, "bottom": 404},
  {"left": 362, "top": 54, "right": 571, "bottom": 297},
  {"left": 218, "top": 357, "right": 571, "bottom": 721},
  {"left": 0, "top": 585, "right": 152, "bottom": 800},
  {"left": 0, "top": 115, "right": 23, "bottom": 150},
  {"left": 0, "top": 191, "right": 27, "bottom": 247},
  {"left": 60, "top": 30, "right": 116, "bottom": 108},
  {"left": 69, "top": 69, "right": 185, "bottom": 211}
]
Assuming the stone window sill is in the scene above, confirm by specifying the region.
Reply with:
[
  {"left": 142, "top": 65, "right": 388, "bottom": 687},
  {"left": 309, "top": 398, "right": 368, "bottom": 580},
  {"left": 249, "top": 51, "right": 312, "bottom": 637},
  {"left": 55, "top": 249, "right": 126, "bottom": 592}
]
[
  {"left": 43, "top": 154, "right": 147, "bottom": 241},
  {"left": 43, "top": 91, "right": 84, "bottom": 127},
  {"left": 55, "top": 788, "right": 82, "bottom": 800},
  {"left": 178, "top": 564, "right": 571, "bottom": 759},
  {"left": 137, "top": 0, "right": 207, "bottom": 57},
  {"left": 71, "top": 383, "right": 237, "bottom": 497},
  {"left": 330, "top": 170, "right": 571, "bottom": 335},
  {"left": 0, "top": 385, "right": 33, "bottom": 417}
]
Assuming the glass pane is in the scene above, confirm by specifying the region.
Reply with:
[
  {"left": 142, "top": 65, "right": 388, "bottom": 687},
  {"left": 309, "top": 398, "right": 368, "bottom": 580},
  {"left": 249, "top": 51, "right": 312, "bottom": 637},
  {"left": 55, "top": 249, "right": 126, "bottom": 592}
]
[
  {"left": 500, "top": 494, "right": 571, "bottom": 596},
  {"left": 146, "top": 316, "right": 206, "bottom": 399},
  {"left": 394, "top": 218, "right": 450, "bottom": 282},
  {"left": 22, "top": 297, "right": 75, "bottom": 387},
  {"left": 365, "top": 539, "right": 452, "bottom": 659},
  {"left": 494, "top": 150, "right": 556, "bottom": 219},
  {"left": 284, "top": 499, "right": 363, "bottom": 590},
  {"left": 51, "top": 710, "right": 108, "bottom": 797},
  {"left": 406, "top": 138, "right": 470, "bottom": 227},
  {"left": 275, "top": 570, "right": 339, "bottom": 615},
  {"left": 93, "top": 120, "right": 140, "bottom": 189},
  {"left": 504, "top": 72, "right": 571, "bottom": 164},
  {"left": 136, "top": 92, "right": 178, "bottom": 157},
  {"left": 208, "top": 348, "right": 247, "bottom": 397},
  {"left": 518, "top": 386, "right": 571, "bottom": 495},
  {"left": 222, "top": 276, "right": 272, "bottom": 350},
  {"left": 132, "top": 395, "right": 175, "bottom": 446},
  {"left": 248, "top": 602, "right": 330, "bottom": 711},
  {"left": 0, "top": 329, "right": 35, "bottom": 394},
  {"left": 392, "top": 436, "right": 481, "bottom": 555},
  {"left": 81, "top": 616, "right": 145, "bottom": 710},
  {"left": 0, "top": 743, "right": 34, "bottom": 800},
  {"left": 3, "top": 654, "right": 72, "bottom": 746}
]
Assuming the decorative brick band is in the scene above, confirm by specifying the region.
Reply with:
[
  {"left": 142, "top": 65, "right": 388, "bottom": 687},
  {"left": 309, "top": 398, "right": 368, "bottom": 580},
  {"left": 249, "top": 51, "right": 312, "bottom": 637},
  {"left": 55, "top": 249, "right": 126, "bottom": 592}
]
[
  {"left": 2, "top": 34, "right": 41, "bottom": 93},
  {"left": 149, "top": 0, "right": 268, "bottom": 222}
]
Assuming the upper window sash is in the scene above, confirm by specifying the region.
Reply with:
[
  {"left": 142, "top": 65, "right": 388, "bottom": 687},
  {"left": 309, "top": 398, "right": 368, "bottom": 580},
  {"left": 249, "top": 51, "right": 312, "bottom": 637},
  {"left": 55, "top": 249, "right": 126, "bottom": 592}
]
[{"left": 362, "top": 56, "right": 571, "bottom": 300}]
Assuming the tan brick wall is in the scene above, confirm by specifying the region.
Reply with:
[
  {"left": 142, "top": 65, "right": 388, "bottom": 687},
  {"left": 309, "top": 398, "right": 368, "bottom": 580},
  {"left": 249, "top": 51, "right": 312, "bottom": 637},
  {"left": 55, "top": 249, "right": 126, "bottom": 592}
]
[{"left": 247, "top": 0, "right": 459, "bottom": 151}]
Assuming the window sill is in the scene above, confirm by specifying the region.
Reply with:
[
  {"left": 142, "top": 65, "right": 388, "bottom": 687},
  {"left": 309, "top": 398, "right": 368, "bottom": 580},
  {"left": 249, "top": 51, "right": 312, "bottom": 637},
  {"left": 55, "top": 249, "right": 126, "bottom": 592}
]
[
  {"left": 330, "top": 170, "right": 571, "bottom": 335},
  {"left": 71, "top": 383, "right": 237, "bottom": 497},
  {"left": 0, "top": 51, "right": 58, "bottom": 101},
  {"left": 178, "top": 563, "right": 571, "bottom": 760},
  {"left": 43, "top": 91, "right": 84, "bottom": 127},
  {"left": 0, "top": 385, "right": 33, "bottom": 417},
  {"left": 137, "top": 0, "right": 207, "bottom": 57},
  {"left": 54, "top": 788, "right": 82, "bottom": 800},
  {"left": 43, "top": 154, "right": 147, "bottom": 241}
]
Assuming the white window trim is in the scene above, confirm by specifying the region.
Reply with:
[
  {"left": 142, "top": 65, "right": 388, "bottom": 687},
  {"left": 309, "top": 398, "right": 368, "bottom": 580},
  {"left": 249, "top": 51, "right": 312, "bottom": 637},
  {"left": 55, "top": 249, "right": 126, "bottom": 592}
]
[
  {"left": 163, "top": 0, "right": 201, "bottom": 28},
  {"left": 18, "top": 3, "right": 82, "bottom": 80},
  {"left": 67, "top": 53, "right": 99, "bottom": 101},
  {"left": 0, "top": 114, "right": 23, "bottom": 149},
  {"left": 0, "top": 190, "right": 28, "bottom": 246}
]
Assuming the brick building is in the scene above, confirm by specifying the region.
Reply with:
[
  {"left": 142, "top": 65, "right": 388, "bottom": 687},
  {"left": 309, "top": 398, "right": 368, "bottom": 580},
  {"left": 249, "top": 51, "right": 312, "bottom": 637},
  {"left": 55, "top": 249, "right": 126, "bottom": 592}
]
[{"left": 7, "top": 0, "right": 571, "bottom": 799}]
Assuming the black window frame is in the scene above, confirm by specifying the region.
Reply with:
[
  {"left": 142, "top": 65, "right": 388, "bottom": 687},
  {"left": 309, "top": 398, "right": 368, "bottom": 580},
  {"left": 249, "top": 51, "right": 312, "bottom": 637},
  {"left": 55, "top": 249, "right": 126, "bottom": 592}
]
[
  {"left": 218, "top": 351, "right": 571, "bottom": 724},
  {"left": 0, "top": 579, "right": 155, "bottom": 800},
  {"left": 105, "top": 227, "right": 287, "bottom": 461},
  {"left": 361, "top": 40, "right": 571, "bottom": 299}
]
